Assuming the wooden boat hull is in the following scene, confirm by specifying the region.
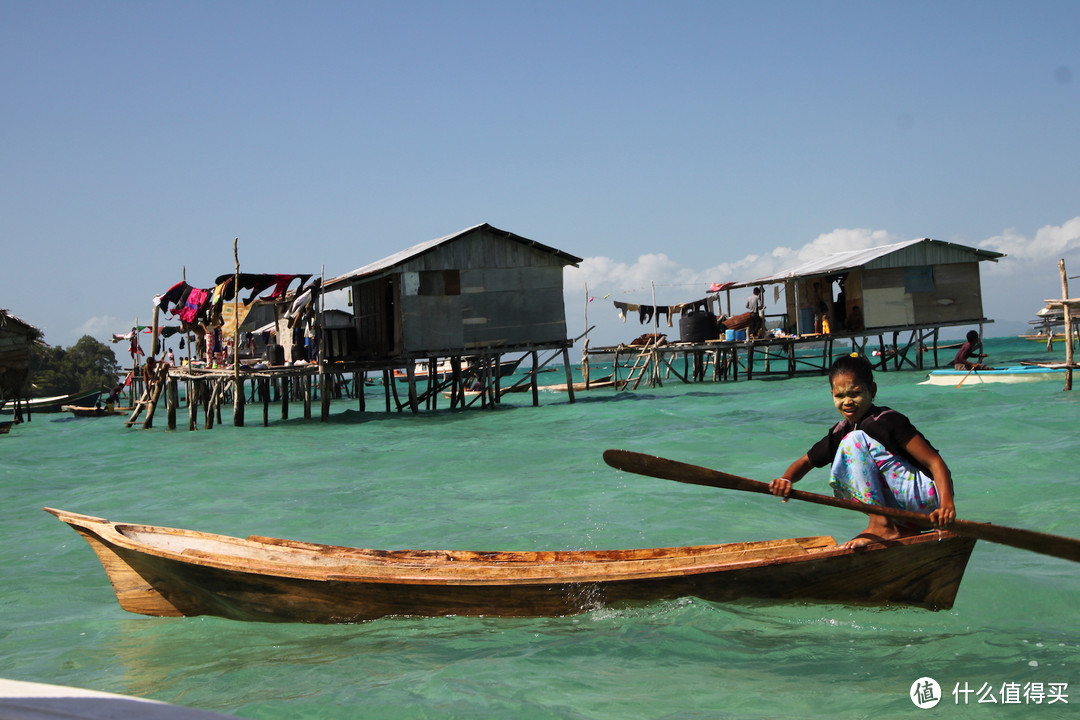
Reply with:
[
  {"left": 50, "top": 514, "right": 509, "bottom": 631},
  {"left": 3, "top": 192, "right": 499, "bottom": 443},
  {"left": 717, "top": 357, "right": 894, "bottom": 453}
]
[
  {"left": 919, "top": 366, "right": 1067, "bottom": 386},
  {"left": 1, "top": 389, "right": 102, "bottom": 414},
  {"left": 46, "top": 508, "right": 976, "bottom": 623}
]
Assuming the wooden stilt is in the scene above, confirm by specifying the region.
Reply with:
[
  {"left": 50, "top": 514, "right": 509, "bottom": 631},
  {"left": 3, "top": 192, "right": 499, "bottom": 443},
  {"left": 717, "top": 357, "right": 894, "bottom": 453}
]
[
  {"left": 233, "top": 375, "right": 245, "bottom": 427},
  {"left": 204, "top": 381, "right": 216, "bottom": 430},
  {"left": 142, "top": 366, "right": 165, "bottom": 429},
  {"left": 406, "top": 363, "right": 418, "bottom": 413},
  {"left": 166, "top": 377, "right": 178, "bottom": 430},
  {"left": 1060, "top": 259, "right": 1074, "bottom": 391},
  {"left": 262, "top": 378, "right": 270, "bottom": 426},
  {"left": 427, "top": 357, "right": 436, "bottom": 411},
  {"left": 531, "top": 350, "right": 540, "bottom": 406},
  {"left": 188, "top": 380, "right": 198, "bottom": 431},
  {"left": 281, "top": 376, "right": 290, "bottom": 420},
  {"left": 321, "top": 371, "right": 331, "bottom": 421},
  {"left": 582, "top": 341, "right": 591, "bottom": 389},
  {"left": 562, "top": 347, "right": 575, "bottom": 403},
  {"left": 450, "top": 356, "right": 462, "bottom": 409}
]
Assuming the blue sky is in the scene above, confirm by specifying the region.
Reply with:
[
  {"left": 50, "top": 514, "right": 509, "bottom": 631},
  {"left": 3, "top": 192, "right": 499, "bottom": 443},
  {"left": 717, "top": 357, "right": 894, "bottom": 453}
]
[{"left": 3, "top": 1, "right": 1078, "bottom": 350}]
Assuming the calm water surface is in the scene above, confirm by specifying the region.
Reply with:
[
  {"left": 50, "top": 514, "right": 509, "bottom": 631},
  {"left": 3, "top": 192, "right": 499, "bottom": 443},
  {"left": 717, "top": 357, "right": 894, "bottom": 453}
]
[{"left": 2, "top": 338, "right": 1077, "bottom": 719}]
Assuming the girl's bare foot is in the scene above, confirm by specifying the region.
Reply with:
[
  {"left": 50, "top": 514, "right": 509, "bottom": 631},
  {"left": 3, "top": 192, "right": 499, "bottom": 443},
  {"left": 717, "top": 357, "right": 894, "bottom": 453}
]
[{"left": 840, "top": 515, "right": 920, "bottom": 549}]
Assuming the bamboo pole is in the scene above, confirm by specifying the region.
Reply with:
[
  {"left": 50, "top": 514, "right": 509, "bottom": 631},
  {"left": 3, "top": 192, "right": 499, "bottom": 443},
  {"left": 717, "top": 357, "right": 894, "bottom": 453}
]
[
  {"left": 1061, "top": 259, "right": 1074, "bottom": 391},
  {"left": 151, "top": 306, "right": 160, "bottom": 358},
  {"left": 318, "top": 264, "right": 329, "bottom": 421},
  {"left": 233, "top": 238, "right": 245, "bottom": 426},
  {"left": 650, "top": 280, "right": 660, "bottom": 386},
  {"left": 582, "top": 282, "right": 591, "bottom": 388}
]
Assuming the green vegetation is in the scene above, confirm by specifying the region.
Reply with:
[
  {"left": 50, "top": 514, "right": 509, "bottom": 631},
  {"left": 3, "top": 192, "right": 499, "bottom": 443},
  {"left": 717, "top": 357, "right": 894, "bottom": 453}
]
[{"left": 29, "top": 336, "right": 121, "bottom": 397}]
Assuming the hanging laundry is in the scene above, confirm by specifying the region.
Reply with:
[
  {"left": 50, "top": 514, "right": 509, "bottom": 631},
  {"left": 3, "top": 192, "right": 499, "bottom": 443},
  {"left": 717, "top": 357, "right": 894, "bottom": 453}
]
[
  {"left": 157, "top": 282, "right": 191, "bottom": 311},
  {"left": 177, "top": 287, "right": 209, "bottom": 324}
]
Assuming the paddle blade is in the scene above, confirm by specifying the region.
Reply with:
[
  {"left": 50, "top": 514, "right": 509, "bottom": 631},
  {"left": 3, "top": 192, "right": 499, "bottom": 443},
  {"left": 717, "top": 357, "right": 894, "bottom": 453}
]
[{"left": 603, "top": 449, "right": 768, "bottom": 495}]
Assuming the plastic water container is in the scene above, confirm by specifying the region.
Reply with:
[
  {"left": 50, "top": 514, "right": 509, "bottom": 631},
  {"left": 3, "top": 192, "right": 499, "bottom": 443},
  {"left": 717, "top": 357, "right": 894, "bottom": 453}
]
[{"left": 679, "top": 311, "right": 719, "bottom": 342}]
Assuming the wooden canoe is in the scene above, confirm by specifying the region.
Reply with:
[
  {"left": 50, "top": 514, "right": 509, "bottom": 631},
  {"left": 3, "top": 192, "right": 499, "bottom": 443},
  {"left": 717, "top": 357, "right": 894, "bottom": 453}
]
[
  {"left": 45, "top": 508, "right": 976, "bottom": 623},
  {"left": 919, "top": 365, "right": 1067, "bottom": 386}
]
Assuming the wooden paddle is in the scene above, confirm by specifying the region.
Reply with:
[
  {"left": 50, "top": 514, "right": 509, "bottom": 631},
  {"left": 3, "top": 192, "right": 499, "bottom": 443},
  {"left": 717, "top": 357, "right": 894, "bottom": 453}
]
[
  {"left": 955, "top": 366, "right": 977, "bottom": 388},
  {"left": 602, "top": 448, "right": 1080, "bottom": 564}
]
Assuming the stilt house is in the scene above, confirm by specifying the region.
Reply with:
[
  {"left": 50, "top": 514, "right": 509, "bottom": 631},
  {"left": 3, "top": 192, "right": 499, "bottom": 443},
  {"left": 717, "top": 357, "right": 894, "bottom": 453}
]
[
  {"left": 0, "top": 310, "right": 43, "bottom": 406},
  {"left": 321, "top": 223, "right": 582, "bottom": 362},
  {"left": 734, "top": 238, "right": 1005, "bottom": 335}
]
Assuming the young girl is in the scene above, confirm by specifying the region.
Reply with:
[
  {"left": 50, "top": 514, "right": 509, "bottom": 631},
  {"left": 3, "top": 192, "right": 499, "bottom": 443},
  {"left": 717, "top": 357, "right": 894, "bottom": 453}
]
[{"left": 768, "top": 354, "right": 956, "bottom": 548}]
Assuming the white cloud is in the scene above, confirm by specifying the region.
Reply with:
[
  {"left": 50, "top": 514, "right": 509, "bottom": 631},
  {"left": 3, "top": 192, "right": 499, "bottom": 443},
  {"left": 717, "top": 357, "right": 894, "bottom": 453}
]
[
  {"left": 77, "top": 315, "right": 121, "bottom": 340},
  {"left": 981, "top": 217, "right": 1080, "bottom": 264},
  {"left": 566, "top": 227, "right": 905, "bottom": 305}
]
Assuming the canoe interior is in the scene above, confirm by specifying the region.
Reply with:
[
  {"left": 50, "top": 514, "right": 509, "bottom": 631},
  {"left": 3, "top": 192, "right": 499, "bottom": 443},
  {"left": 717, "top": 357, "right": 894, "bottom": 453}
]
[{"left": 45, "top": 507, "right": 977, "bottom": 623}]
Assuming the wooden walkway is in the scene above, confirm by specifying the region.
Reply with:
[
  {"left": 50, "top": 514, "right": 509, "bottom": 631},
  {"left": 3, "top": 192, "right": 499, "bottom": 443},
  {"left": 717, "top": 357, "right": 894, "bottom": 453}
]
[{"left": 583, "top": 321, "right": 987, "bottom": 389}]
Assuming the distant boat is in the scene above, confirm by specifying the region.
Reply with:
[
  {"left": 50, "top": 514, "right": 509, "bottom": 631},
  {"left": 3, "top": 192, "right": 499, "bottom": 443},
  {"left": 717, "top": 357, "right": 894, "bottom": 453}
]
[
  {"left": 46, "top": 507, "right": 975, "bottom": 623},
  {"left": 919, "top": 365, "right": 1068, "bottom": 386},
  {"left": 0, "top": 420, "right": 13, "bottom": 435},
  {"left": 62, "top": 405, "right": 122, "bottom": 417},
  {"left": 1019, "top": 305, "right": 1078, "bottom": 343},
  {"left": 394, "top": 356, "right": 522, "bottom": 382},
  {"left": 0, "top": 389, "right": 102, "bottom": 414},
  {"left": 393, "top": 359, "right": 454, "bottom": 381}
]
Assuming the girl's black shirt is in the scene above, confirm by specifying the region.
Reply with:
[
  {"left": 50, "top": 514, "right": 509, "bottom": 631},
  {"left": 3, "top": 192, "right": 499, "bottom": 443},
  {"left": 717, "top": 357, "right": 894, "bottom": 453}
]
[{"left": 805, "top": 404, "right": 937, "bottom": 476}]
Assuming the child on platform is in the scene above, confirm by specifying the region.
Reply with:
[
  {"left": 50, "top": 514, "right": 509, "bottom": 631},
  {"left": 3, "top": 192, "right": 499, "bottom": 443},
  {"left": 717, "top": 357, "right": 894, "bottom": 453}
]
[{"left": 768, "top": 354, "right": 956, "bottom": 548}]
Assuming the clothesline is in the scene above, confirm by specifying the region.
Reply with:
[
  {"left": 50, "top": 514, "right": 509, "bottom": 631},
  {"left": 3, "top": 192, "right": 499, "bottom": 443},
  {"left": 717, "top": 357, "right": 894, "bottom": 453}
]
[
  {"left": 606, "top": 283, "right": 784, "bottom": 328},
  {"left": 611, "top": 296, "right": 721, "bottom": 327}
]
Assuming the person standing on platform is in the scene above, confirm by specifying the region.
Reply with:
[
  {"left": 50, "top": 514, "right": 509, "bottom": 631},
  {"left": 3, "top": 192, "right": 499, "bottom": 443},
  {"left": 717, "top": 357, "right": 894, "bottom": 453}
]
[{"left": 745, "top": 287, "right": 766, "bottom": 338}]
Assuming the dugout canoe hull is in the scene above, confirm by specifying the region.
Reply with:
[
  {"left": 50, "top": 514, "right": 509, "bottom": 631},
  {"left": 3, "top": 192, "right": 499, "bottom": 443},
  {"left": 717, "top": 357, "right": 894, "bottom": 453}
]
[{"left": 45, "top": 508, "right": 976, "bottom": 623}]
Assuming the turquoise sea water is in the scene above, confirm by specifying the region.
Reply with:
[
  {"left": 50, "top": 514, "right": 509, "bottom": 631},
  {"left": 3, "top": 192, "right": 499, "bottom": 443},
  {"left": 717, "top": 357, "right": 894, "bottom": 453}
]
[{"left": 2, "top": 337, "right": 1077, "bottom": 719}]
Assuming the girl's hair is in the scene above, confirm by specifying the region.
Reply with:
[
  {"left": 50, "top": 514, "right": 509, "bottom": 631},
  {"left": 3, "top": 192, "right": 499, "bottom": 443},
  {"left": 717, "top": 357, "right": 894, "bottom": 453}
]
[{"left": 829, "top": 354, "right": 876, "bottom": 391}]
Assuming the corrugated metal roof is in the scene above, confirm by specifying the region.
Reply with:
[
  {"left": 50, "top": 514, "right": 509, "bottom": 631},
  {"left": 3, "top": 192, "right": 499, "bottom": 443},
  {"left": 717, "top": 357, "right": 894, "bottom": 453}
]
[
  {"left": 323, "top": 223, "right": 582, "bottom": 291},
  {"left": 730, "top": 238, "right": 1004, "bottom": 288}
]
